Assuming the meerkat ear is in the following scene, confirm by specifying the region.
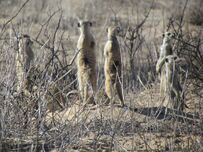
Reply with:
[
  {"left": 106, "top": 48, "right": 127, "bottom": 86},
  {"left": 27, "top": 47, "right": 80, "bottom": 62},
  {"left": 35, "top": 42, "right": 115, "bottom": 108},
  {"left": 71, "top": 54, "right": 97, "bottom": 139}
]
[
  {"left": 77, "top": 22, "right": 80, "bottom": 27},
  {"left": 162, "top": 33, "right": 165, "bottom": 38},
  {"left": 89, "top": 22, "right": 92, "bottom": 27}
]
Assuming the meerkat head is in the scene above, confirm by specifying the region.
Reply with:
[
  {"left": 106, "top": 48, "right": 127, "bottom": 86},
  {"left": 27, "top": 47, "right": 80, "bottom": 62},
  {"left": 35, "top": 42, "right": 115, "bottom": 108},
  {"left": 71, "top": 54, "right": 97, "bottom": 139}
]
[
  {"left": 162, "top": 32, "right": 175, "bottom": 43},
  {"left": 77, "top": 20, "right": 93, "bottom": 33},
  {"left": 106, "top": 26, "right": 120, "bottom": 39},
  {"left": 18, "top": 34, "right": 33, "bottom": 49}
]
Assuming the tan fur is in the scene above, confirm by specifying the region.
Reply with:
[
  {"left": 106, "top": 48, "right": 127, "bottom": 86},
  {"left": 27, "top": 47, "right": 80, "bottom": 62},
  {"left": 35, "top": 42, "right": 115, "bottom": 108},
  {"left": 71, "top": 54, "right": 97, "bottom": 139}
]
[
  {"left": 156, "top": 32, "right": 175, "bottom": 98},
  {"left": 104, "top": 26, "right": 124, "bottom": 106},
  {"left": 76, "top": 20, "right": 97, "bottom": 104},
  {"left": 16, "top": 34, "right": 34, "bottom": 94},
  {"left": 164, "top": 55, "right": 184, "bottom": 111}
]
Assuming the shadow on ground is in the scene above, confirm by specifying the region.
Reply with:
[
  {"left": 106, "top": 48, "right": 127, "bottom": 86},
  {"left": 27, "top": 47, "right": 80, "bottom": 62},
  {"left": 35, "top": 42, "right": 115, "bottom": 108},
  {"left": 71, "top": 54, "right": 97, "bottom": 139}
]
[{"left": 117, "top": 104, "right": 200, "bottom": 124}]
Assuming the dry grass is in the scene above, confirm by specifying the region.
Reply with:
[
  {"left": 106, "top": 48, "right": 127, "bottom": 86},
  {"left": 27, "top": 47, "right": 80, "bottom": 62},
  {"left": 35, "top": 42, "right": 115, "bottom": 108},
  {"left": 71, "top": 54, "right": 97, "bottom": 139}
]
[{"left": 0, "top": 0, "right": 202, "bottom": 151}]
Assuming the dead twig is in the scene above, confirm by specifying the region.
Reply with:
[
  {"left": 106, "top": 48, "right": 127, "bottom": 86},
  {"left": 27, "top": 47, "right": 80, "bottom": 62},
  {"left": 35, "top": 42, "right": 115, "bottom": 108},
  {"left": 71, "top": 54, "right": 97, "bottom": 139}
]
[{"left": 0, "top": 0, "right": 31, "bottom": 37}]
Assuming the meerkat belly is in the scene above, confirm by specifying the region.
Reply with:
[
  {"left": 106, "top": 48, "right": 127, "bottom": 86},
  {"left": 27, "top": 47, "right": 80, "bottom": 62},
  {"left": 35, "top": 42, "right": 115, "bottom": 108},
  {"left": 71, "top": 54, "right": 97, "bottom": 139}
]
[
  {"left": 161, "top": 44, "right": 172, "bottom": 56},
  {"left": 105, "top": 57, "right": 120, "bottom": 78},
  {"left": 105, "top": 58, "right": 113, "bottom": 72},
  {"left": 77, "top": 52, "right": 95, "bottom": 70}
]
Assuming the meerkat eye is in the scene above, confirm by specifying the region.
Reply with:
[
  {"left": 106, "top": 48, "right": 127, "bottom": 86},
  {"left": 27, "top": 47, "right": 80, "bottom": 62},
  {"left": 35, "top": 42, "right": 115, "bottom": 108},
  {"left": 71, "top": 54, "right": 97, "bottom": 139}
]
[
  {"left": 162, "top": 33, "right": 165, "bottom": 37},
  {"left": 167, "top": 33, "right": 171, "bottom": 36},
  {"left": 89, "top": 22, "right": 92, "bottom": 27},
  {"left": 174, "top": 56, "right": 177, "bottom": 60},
  {"left": 165, "top": 58, "right": 168, "bottom": 63},
  {"left": 77, "top": 23, "right": 80, "bottom": 27}
]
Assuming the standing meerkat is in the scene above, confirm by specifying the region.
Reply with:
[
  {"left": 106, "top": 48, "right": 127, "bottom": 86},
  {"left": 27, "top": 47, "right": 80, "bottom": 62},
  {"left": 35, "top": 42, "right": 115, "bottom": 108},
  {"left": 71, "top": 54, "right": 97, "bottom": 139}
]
[
  {"left": 16, "top": 34, "right": 34, "bottom": 93},
  {"left": 104, "top": 26, "right": 124, "bottom": 106},
  {"left": 76, "top": 20, "right": 97, "bottom": 104},
  {"left": 164, "top": 55, "right": 184, "bottom": 111},
  {"left": 156, "top": 32, "right": 175, "bottom": 98}
]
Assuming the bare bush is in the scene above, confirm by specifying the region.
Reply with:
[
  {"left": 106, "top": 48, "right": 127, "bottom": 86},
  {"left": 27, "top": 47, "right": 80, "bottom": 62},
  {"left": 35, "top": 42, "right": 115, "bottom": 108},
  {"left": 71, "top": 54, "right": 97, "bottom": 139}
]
[
  {"left": 0, "top": 0, "right": 202, "bottom": 151},
  {"left": 187, "top": 0, "right": 203, "bottom": 26}
]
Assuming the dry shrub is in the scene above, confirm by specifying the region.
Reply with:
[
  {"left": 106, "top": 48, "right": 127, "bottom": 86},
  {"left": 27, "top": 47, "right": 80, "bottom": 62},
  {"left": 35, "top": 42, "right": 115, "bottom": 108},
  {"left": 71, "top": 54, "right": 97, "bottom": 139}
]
[
  {"left": 0, "top": 0, "right": 202, "bottom": 151},
  {"left": 187, "top": 0, "right": 203, "bottom": 26},
  {"left": 179, "top": 32, "right": 203, "bottom": 97}
]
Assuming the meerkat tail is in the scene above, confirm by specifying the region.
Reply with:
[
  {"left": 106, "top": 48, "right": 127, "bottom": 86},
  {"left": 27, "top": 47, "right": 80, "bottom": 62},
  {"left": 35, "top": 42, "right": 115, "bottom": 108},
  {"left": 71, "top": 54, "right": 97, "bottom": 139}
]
[
  {"left": 116, "top": 82, "right": 124, "bottom": 105},
  {"left": 105, "top": 78, "right": 112, "bottom": 100}
]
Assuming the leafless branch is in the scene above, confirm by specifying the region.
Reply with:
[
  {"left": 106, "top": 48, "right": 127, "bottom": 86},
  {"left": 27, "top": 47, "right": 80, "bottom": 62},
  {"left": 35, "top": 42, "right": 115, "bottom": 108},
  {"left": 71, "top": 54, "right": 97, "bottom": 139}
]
[{"left": 0, "top": 0, "right": 31, "bottom": 37}]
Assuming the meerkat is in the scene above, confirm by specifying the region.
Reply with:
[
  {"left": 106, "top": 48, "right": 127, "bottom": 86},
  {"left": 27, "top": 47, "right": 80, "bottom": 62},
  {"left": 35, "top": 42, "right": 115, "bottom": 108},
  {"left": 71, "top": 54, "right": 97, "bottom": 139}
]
[
  {"left": 156, "top": 31, "right": 175, "bottom": 98},
  {"left": 164, "top": 55, "right": 184, "bottom": 111},
  {"left": 16, "top": 34, "right": 34, "bottom": 94},
  {"left": 104, "top": 26, "right": 124, "bottom": 106},
  {"left": 76, "top": 20, "right": 97, "bottom": 104}
]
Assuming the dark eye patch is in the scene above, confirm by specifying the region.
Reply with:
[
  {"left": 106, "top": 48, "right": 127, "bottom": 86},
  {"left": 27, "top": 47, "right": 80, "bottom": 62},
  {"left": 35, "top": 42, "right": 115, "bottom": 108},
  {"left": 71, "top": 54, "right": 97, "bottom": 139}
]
[{"left": 23, "top": 34, "right": 30, "bottom": 38}]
